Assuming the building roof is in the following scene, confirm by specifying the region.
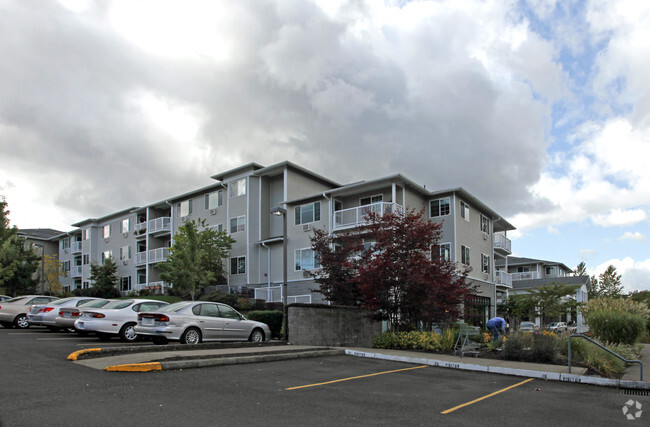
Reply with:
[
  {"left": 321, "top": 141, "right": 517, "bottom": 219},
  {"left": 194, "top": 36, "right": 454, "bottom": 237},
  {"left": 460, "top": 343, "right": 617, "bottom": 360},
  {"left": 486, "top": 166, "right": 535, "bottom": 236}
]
[
  {"left": 253, "top": 160, "right": 340, "bottom": 188},
  {"left": 210, "top": 162, "right": 265, "bottom": 181},
  {"left": 511, "top": 275, "right": 590, "bottom": 290},
  {"left": 71, "top": 207, "right": 139, "bottom": 227},
  {"left": 496, "top": 256, "right": 571, "bottom": 271},
  {"left": 17, "top": 228, "right": 66, "bottom": 241}
]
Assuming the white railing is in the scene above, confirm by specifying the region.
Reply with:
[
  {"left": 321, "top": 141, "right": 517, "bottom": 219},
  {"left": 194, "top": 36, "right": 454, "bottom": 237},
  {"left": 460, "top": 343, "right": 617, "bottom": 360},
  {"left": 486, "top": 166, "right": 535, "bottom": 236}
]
[
  {"left": 149, "top": 217, "right": 171, "bottom": 234},
  {"left": 135, "top": 251, "right": 147, "bottom": 265},
  {"left": 512, "top": 271, "right": 540, "bottom": 281},
  {"left": 495, "top": 271, "right": 513, "bottom": 287},
  {"left": 254, "top": 286, "right": 312, "bottom": 304},
  {"left": 149, "top": 247, "right": 170, "bottom": 263},
  {"left": 135, "top": 222, "right": 147, "bottom": 234},
  {"left": 135, "top": 281, "right": 169, "bottom": 294},
  {"left": 71, "top": 241, "right": 83, "bottom": 253},
  {"left": 71, "top": 266, "right": 83, "bottom": 278},
  {"left": 334, "top": 202, "right": 404, "bottom": 230},
  {"left": 493, "top": 233, "right": 511, "bottom": 253}
]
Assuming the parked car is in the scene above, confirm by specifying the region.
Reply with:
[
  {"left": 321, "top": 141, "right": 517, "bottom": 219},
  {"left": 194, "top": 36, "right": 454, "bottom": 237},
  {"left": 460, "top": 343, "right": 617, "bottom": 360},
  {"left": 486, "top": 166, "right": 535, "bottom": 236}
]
[
  {"left": 0, "top": 295, "right": 59, "bottom": 329},
  {"left": 74, "top": 299, "right": 169, "bottom": 342},
  {"left": 55, "top": 299, "right": 113, "bottom": 332},
  {"left": 519, "top": 321, "right": 537, "bottom": 332},
  {"left": 134, "top": 301, "right": 272, "bottom": 345},
  {"left": 28, "top": 297, "right": 101, "bottom": 331},
  {"left": 0, "top": 295, "right": 11, "bottom": 302},
  {"left": 547, "top": 322, "right": 568, "bottom": 332}
]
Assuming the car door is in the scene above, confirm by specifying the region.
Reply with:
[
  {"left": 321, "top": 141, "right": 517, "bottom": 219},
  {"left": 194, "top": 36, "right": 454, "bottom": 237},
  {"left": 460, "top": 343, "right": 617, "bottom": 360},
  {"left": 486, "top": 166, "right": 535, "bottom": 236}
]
[
  {"left": 217, "top": 304, "right": 249, "bottom": 340},
  {"left": 192, "top": 303, "right": 225, "bottom": 340}
]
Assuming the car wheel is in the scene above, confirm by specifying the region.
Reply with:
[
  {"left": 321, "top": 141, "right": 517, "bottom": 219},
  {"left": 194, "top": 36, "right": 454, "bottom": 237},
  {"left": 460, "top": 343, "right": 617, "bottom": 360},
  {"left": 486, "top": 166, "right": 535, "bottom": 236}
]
[
  {"left": 96, "top": 332, "right": 112, "bottom": 341},
  {"left": 0, "top": 321, "right": 13, "bottom": 329},
  {"left": 180, "top": 327, "right": 201, "bottom": 345},
  {"left": 14, "top": 314, "right": 29, "bottom": 329},
  {"left": 249, "top": 328, "right": 264, "bottom": 343},
  {"left": 119, "top": 323, "right": 139, "bottom": 343},
  {"left": 152, "top": 337, "right": 168, "bottom": 345}
]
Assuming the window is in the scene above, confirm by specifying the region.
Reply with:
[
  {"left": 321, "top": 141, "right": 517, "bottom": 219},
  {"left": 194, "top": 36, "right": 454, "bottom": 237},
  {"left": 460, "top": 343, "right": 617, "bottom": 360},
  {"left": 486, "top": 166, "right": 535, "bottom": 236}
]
[
  {"left": 122, "top": 219, "right": 130, "bottom": 234},
  {"left": 62, "top": 260, "right": 71, "bottom": 272},
  {"left": 218, "top": 304, "right": 241, "bottom": 319},
  {"left": 545, "top": 266, "right": 557, "bottom": 276},
  {"left": 461, "top": 245, "right": 470, "bottom": 265},
  {"left": 481, "top": 253, "right": 490, "bottom": 274},
  {"left": 294, "top": 202, "right": 321, "bottom": 225},
  {"left": 230, "top": 178, "right": 246, "bottom": 198},
  {"left": 229, "top": 216, "right": 246, "bottom": 233},
  {"left": 83, "top": 229, "right": 89, "bottom": 240},
  {"left": 432, "top": 243, "right": 451, "bottom": 261},
  {"left": 480, "top": 215, "right": 489, "bottom": 234},
  {"left": 179, "top": 200, "right": 193, "bottom": 217},
  {"left": 460, "top": 201, "right": 470, "bottom": 221},
  {"left": 430, "top": 197, "right": 450, "bottom": 217},
  {"left": 360, "top": 195, "right": 382, "bottom": 206},
  {"left": 517, "top": 266, "right": 530, "bottom": 273},
  {"left": 120, "top": 276, "right": 132, "bottom": 292},
  {"left": 103, "top": 225, "right": 111, "bottom": 239},
  {"left": 62, "top": 238, "right": 70, "bottom": 250},
  {"left": 205, "top": 190, "right": 223, "bottom": 210},
  {"left": 230, "top": 256, "right": 246, "bottom": 274},
  {"left": 82, "top": 281, "right": 90, "bottom": 289},
  {"left": 101, "top": 250, "right": 112, "bottom": 264},
  {"left": 120, "top": 246, "right": 132, "bottom": 261},
  {"left": 83, "top": 254, "right": 90, "bottom": 265},
  {"left": 295, "top": 248, "right": 320, "bottom": 271}
]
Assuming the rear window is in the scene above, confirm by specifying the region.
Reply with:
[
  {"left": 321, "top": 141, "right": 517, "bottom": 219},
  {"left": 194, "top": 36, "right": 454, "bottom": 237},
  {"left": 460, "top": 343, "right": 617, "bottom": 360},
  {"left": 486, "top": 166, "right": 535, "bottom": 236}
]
[
  {"left": 103, "top": 300, "right": 134, "bottom": 309},
  {"left": 80, "top": 300, "right": 110, "bottom": 308},
  {"left": 161, "top": 302, "right": 193, "bottom": 313},
  {"left": 4, "top": 297, "right": 27, "bottom": 303},
  {"left": 51, "top": 298, "right": 76, "bottom": 306}
]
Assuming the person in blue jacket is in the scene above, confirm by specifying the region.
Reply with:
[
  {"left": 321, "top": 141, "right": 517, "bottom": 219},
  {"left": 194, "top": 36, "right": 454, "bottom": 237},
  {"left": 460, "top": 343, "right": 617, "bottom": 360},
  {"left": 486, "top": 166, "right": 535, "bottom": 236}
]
[{"left": 486, "top": 317, "right": 507, "bottom": 341}]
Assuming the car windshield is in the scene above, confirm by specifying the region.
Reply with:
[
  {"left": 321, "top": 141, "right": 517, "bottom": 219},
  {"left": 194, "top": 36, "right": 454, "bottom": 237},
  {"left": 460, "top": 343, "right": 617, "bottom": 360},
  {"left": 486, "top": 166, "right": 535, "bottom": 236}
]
[
  {"left": 160, "top": 302, "right": 193, "bottom": 313},
  {"left": 521, "top": 322, "right": 534, "bottom": 327},
  {"left": 51, "top": 297, "right": 76, "bottom": 306},
  {"left": 4, "top": 296, "right": 27, "bottom": 303},
  {"left": 102, "top": 300, "right": 134, "bottom": 309},
  {"left": 80, "top": 299, "right": 110, "bottom": 308}
]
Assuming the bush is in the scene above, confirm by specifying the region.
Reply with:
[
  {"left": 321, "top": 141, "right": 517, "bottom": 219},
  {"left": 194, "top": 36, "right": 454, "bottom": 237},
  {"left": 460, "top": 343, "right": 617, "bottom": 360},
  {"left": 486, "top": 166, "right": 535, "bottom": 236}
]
[
  {"left": 567, "top": 339, "right": 626, "bottom": 378},
  {"left": 247, "top": 310, "right": 283, "bottom": 339},
  {"left": 372, "top": 331, "right": 442, "bottom": 352},
  {"left": 502, "top": 332, "right": 533, "bottom": 361},
  {"left": 440, "top": 327, "right": 457, "bottom": 352},
  {"left": 502, "top": 331, "right": 563, "bottom": 363},
  {"left": 585, "top": 310, "right": 646, "bottom": 345}
]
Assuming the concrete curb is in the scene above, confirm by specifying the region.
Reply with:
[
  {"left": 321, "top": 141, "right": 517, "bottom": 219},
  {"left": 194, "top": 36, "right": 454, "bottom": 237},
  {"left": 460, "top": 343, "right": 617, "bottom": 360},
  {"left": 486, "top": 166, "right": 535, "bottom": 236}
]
[
  {"left": 103, "top": 349, "right": 345, "bottom": 372},
  {"left": 345, "top": 349, "right": 650, "bottom": 390}
]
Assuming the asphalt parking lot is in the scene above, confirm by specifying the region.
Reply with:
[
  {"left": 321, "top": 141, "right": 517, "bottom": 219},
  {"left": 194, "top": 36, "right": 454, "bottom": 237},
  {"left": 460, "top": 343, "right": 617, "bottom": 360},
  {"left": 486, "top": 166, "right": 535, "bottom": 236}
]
[{"left": 1, "top": 327, "right": 647, "bottom": 426}]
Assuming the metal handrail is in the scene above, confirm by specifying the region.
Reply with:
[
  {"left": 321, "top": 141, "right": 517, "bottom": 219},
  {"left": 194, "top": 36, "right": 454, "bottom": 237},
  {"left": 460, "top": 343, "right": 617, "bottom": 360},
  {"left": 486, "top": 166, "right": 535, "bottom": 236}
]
[{"left": 568, "top": 334, "right": 643, "bottom": 381}]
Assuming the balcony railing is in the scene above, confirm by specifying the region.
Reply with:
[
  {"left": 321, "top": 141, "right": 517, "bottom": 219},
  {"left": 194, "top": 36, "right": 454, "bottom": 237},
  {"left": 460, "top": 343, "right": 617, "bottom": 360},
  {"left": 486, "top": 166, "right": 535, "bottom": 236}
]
[
  {"left": 135, "top": 251, "right": 147, "bottom": 266},
  {"left": 495, "top": 271, "right": 512, "bottom": 288},
  {"left": 493, "top": 233, "right": 511, "bottom": 254},
  {"left": 71, "top": 266, "right": 83, "bottom": 278},
  {"left": 512, "top": 271, "right": 540, "bottom": 281},
  {"left": 135, "top": 281, "right": 169, "bottom": 294},
  {"left": 334, "top": 202, "right": 404, "bottom": 230},
  {"left": 134, "top": 222, "right": 147, "bottom": 234},
  {"left": 149, "top": 217, "right": 171, "bottom": 234},
  {"left": 149, "top": 247, "right": 170, "bottom": 263},
  {"left": 71, "top": 241, "right": 83, "bottom": 254}
]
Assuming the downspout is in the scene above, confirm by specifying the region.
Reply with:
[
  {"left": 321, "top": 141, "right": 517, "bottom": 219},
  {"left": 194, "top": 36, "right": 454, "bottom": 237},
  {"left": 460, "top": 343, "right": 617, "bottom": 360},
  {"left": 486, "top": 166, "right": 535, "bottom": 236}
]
[
  {"left": 493, "top": 216, "right": 500, "bottom": 317},
  {"left": 260, "top": 242, "right": 271, "bottom": 301},
  {"left": 322, "top": 192, "right": 331, "bottom": 236},
  {"left": 165, "top": 202, "right": 174, "bottom": 294}
]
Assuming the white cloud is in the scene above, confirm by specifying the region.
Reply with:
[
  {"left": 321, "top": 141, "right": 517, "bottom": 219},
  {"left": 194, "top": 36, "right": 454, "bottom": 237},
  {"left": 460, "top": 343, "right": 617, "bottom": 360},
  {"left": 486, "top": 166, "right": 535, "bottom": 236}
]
[
  {"left": 619, "top": 231, "right": 645, "bottom": 242},
  {"left": 592, "top": 208, "right": 648, "bottom": 227},
  {"left": 592, "top": 257, "right": 650, "bottom": 293}
]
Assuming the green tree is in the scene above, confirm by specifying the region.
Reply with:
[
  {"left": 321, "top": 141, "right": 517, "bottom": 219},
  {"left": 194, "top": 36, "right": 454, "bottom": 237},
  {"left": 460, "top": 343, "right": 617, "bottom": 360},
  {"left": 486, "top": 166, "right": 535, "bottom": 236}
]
[
  {"left": 89, "top": 256, "right": 120, "bottom": 298},
  {"left": 573, "top": 261, "right": 587, "bottom": 276},
  {"left": 501, "top": 293, "right": 537, "bottom": 323},
  {"left": 529, "top": 283, "right": 581, "bottom": 325},
  {"left": 0, "top": 197, "right": 39, "bottom": 296},
  {"left": 160, "top": 219, "right": 235, "bottom": 300},
  {"left": 589, "top": 265, "right": 624, "bottom": 299},
  {"left": 43, "top": 254, "right": 66, "bottom": 295}
]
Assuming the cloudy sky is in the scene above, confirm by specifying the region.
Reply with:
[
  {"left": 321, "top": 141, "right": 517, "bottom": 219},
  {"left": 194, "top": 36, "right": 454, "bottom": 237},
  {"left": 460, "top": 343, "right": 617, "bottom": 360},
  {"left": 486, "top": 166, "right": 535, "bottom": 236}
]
[{"left": 1, "top": 0, "right": 648, "bottom": 292}]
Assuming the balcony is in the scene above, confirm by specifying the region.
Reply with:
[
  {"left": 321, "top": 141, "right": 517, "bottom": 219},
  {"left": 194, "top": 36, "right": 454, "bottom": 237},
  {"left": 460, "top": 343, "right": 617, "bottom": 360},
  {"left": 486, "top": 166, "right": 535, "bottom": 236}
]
[
  {"left": 333, "top": 202, "right": 404, "bottom": 231},
  {"left": 149, "top": 247, "right": 170, "bottom": 263},
  {"left": 493, "top": 233, "right": 511, "bottom": 255},
  {"left": 149, "top": 217, "right": 171, "bottom": 235},
  {"left": 134, "top": 281, "right": 169, "bottom": 294},
  {"left": 135, "top": 251, "right": 147, "bottom": 266},
  {"left": 495, "top": 271, "right": 512, "bottom": 288},
  {"left": 512, "top": 271, "right": 540, "bottom": 281},
  {"left": 71, "top": 266, "right": 83, "bottom": 278},
  {"left": 71, "top": 241, "right": 83, "bottom": 254},
  {"left": 134, "top": 222, "right": 147, "bottom": 236}
]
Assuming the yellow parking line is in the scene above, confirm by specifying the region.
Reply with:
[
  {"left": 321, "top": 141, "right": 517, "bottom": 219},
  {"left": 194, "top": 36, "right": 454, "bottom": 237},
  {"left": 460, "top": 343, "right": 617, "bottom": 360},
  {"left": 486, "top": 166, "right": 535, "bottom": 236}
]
[
  {"left": 105, "top": 362, "right": 162, "bottom": 372},
  {"left": 286, "top": 365, "right": 428, "bottom": 391},
  {"left": 441, "top": 378, "right": 535, "bottom": 414}
]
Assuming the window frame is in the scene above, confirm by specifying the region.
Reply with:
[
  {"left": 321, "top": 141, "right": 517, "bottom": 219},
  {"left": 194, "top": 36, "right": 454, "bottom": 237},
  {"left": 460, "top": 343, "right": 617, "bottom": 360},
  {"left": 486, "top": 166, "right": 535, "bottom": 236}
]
[
  {"left": 294, "top": 201, "right": 321, "bottom": 225},
  {"left": 430, "top": 197, "right": 451, "bottom": 218},
  {"left": 481, "top": 253, "right": 490, "bottom": 274},
  {"left": 460, "top": 201, "right": 470, "bottom": 221},
  {"left": 432, "top": 242, "right": 451, "bottom": 261},
  {"left": 294, "top": 248, "right": 320, "bottom": 271},
  {"left": 120, "top": 246, "right": 132, "bottom": 261},
  {"left": 103, "top": 225, "right": 111, "bottom": 239},
  {"left": 359, "top": 194, "right": 383, "bottom": 206},
  {"left": 461, "top": 245, "right": 470, "bottom": 265},
  {"left": 205, "top": 190, "right": 223, "bottom": 210},
  {"left": 480, "top": 214, "right": 490, "bottom": 234},
  {"left": 230, "top": 178, "right": 247, "bottom": 198},
  {"left": 230, "top": 256, "right": 246, "bottom": 275},
  {"left": 229, "top": 216, "right": 246, "bottom": 234}
]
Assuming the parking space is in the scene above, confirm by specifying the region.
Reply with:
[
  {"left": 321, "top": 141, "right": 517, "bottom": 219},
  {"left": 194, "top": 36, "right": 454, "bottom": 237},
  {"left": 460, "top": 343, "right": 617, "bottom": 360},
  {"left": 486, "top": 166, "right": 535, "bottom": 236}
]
[{"left": 1, "top": 327, "right": 646, "bottom": 426}]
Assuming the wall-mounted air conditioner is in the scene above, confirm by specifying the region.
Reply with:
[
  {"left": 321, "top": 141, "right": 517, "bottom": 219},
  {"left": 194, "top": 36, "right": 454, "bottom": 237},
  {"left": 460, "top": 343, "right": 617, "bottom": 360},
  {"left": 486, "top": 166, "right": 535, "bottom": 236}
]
[
  {"left": 104, "top": 238, "right": 109, "bottom": 243},
  {"left": 123, "top": 232, "right": 128, "bottom": 238},
  {"left": 181, "top": 216, "right": 188, "bottom": 222},
  {"left": 210, "top": 209, "right": 217, "bottom": 215},
  {"left": 302, "top": 270, "right": 311, "bottom": 278},
  {"left": 303, "top": 224, "right": 311, "bottom": 232}
]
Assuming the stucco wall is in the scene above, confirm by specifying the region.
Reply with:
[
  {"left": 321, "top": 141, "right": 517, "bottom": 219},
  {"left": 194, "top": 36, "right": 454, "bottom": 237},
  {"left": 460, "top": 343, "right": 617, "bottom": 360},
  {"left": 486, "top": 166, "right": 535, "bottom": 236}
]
[{"left": 289, "top": 305, "right": 382, "bottom": 347}]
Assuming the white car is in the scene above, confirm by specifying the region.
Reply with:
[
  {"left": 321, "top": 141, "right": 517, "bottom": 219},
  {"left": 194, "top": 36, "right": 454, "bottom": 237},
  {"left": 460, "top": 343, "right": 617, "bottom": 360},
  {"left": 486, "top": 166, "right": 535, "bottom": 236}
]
[
  {"left": 55, "top": 299, "right": 113, "bottom": 332},
  {"left": 74, "top": 299, "right": 168, "bottom": 342},
  {"left": 134, "top": 301, "right": 272, "bottom": 345},
  {"left": 28, "top": 297, "right": 101, "bottom": 331},
  {"left": 547, "top": 322, "right": 568, "bottom": 332},
  {"left": 0, "top": 295, "right": 59, "bottom": 329}
]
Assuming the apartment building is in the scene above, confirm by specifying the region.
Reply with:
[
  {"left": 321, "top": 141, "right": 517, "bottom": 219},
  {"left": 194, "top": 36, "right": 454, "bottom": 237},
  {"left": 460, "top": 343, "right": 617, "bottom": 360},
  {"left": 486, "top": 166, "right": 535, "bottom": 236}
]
[
  {"left": 47, "top": 161, "right": 515, "bottom": 323},
  {"left": 495, "top": 256, "right": 590, "bottom": 331}
]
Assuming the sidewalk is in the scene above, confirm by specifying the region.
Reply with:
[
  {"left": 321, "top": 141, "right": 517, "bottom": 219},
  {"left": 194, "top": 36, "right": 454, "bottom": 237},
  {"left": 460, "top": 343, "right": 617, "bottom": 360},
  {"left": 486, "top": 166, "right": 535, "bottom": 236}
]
[{"left": 621, "top": 343, "right": 649, "bottom": 382}]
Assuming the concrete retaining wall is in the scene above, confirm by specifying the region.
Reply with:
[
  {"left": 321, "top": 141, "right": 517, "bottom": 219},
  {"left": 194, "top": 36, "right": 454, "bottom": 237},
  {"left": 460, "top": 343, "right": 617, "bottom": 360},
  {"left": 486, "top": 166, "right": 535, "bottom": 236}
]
[{"left": 289, "top": 306, "right": 382, "bottom": 347}]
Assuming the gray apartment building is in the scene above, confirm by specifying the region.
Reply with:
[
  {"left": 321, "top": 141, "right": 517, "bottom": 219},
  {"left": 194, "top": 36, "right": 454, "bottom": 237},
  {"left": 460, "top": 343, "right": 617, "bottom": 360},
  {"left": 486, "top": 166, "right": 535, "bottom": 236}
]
[{"left": 47, "top": 161, "right": 516, "bottom": 322}]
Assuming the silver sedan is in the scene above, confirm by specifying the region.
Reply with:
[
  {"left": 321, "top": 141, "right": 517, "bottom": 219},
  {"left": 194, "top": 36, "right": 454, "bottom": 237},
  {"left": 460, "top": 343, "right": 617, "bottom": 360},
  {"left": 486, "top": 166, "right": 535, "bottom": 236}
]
[
  {"left": 28, "top": 297, "right": 101, "bottom": 331},
  {"left": 134, "top": 301, "right": 272, "bottom": 345},
  {"left": 54, "top": 298, "right": 113, "bottom": 331}
]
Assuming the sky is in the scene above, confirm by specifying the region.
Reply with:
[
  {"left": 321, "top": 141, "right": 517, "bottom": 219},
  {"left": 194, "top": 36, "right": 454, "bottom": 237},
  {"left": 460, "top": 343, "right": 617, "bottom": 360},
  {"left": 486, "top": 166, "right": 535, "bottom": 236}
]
[{"left": 0, "top": 0, "right": 648, "bottom": 293}]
